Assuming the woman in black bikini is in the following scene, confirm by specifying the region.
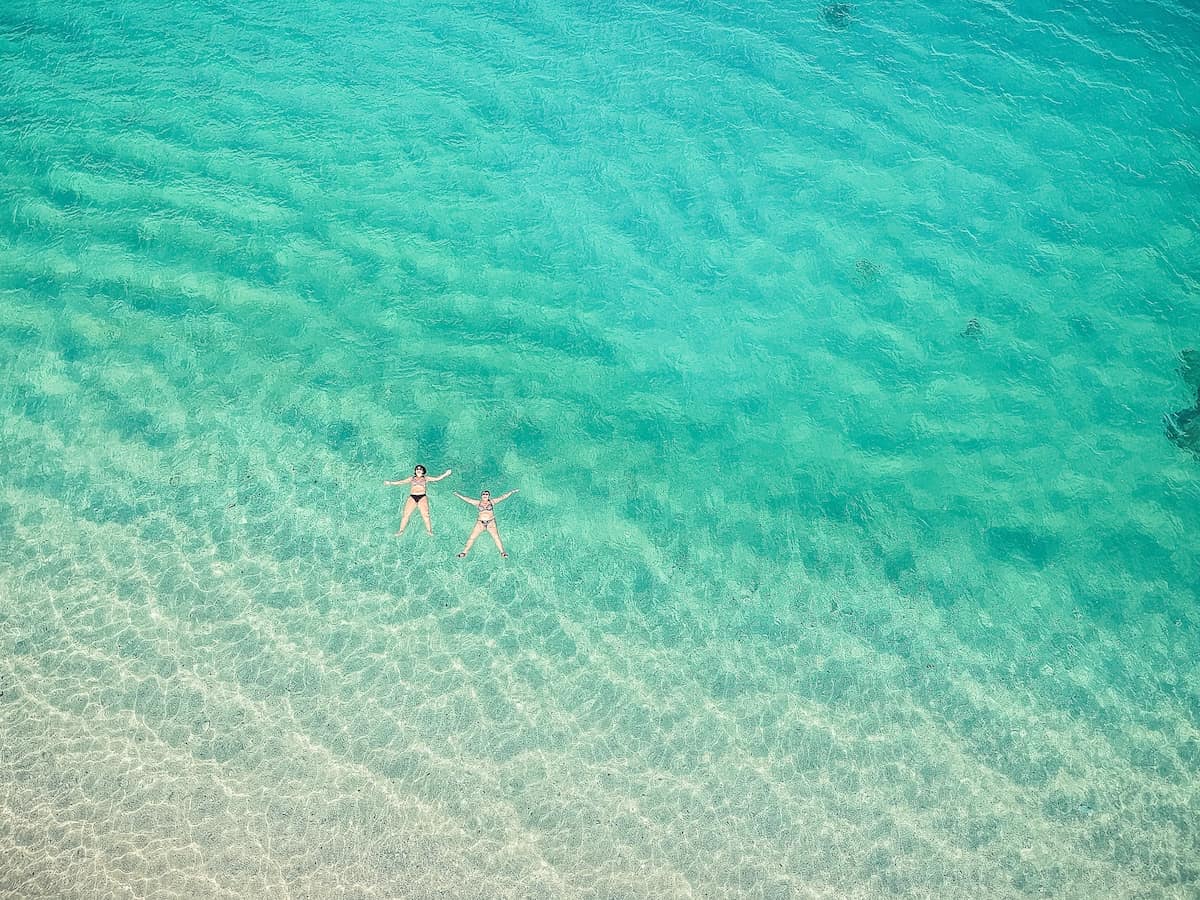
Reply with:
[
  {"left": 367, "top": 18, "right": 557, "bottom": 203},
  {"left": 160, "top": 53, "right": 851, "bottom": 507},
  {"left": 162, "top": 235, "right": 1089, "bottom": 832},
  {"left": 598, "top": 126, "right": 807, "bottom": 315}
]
[
  {"left": 453, "top": 488, "right": 518, "bottom": 558},
  {"left": 385, "top": 464, "right": 452, "bottom": 536}
]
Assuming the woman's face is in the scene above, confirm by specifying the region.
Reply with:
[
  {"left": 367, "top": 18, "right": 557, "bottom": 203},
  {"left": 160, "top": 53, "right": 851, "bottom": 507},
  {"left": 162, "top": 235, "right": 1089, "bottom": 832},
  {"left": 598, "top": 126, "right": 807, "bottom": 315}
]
[
  {"left": 481, "top": 491, "right": 491, "bottom": 500},
  {"left": 414, "top": 466, "right": 426, "bottom": 476}
]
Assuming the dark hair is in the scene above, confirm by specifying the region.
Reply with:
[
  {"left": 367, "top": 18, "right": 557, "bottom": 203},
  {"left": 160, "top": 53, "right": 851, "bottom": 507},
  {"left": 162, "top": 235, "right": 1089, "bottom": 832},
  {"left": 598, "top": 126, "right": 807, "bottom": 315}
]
[
  {"left": 414, "top": 465, "right": 426, "bottom": 475},
  {"left": 480, "top": 489, "right": 491, "bottom": 495}
]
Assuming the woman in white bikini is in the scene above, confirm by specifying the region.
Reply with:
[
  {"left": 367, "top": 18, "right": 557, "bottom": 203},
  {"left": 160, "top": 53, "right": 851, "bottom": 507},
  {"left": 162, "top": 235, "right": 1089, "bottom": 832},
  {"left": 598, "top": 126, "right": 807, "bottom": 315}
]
[
  {"left": 453, "top": 488, "right": 518, "bottom": 558},
  {"left": 384, "top": 464, "right": 452, "bottom": 536}
]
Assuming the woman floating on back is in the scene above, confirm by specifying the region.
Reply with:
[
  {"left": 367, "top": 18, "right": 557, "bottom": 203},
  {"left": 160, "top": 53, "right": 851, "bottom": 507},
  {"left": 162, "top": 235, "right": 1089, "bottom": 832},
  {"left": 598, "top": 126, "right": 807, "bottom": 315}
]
[
  {"left": 384, "top": 464, "right": 452, "bottom": 536},
  {"left": 454, "top": 488, "right": 518, "bottom": 558}
]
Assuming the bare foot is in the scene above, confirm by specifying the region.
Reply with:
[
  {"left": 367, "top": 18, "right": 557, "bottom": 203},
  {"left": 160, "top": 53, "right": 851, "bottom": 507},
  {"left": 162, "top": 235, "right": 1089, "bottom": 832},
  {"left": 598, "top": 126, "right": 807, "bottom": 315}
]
[
  {"left": 457, "top": 552, "right": 467, "bottom": 558},
  {"left": 500, "top": 552, "right": 508, "bottom": 558}
]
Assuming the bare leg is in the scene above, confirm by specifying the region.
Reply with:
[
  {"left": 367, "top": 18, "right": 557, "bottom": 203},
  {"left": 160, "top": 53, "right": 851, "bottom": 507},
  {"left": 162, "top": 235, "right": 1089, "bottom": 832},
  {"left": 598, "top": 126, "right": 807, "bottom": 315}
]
[
  {"left": 396, "top": 497, "right": 418, "bottom": 535},
  {"left": 417, "top": 498, "right": 433, "bottom": 534},
  {"left": 487, "top": 524, "right": 507, "bottom": 557},
  {"left": 457, "top": 522, "right": 484, "bottom": 557}
]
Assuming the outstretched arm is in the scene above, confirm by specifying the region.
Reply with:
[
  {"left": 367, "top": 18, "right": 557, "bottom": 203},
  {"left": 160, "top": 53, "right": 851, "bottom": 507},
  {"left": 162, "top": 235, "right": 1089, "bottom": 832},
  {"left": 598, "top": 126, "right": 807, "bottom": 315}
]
[
  {"left": 453, "top": 491, "right": 479, "bottom": 507},
  {"left": 428, "top": 469, "right": 453, "bottom": 482},
  {"left": 384, "top": 477, "right": 413, "bottom": 486},
  {"left": 493, "top": 489, "right": 520, "bottom": 503}
]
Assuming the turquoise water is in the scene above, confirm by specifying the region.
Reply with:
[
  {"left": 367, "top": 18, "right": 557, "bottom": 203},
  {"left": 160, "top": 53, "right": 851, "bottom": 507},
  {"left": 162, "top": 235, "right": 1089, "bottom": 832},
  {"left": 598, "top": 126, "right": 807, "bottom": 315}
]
[{"left": 2, "top": 0, "right": 1199, "bottom": 894}]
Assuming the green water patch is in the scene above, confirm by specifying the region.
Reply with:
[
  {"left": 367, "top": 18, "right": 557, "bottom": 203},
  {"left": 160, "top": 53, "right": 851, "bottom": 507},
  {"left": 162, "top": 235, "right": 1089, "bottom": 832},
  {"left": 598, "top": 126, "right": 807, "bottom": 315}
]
[{"left": 983, "top": 524, "right": 1060, "bottom": 568}]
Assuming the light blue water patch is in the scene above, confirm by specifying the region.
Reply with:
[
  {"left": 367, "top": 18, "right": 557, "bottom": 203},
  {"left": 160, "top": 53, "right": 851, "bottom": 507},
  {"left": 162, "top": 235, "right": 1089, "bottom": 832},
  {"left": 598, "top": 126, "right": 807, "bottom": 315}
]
[{"left": 2, "top": 0, "right": 1199, "bottom": 895}]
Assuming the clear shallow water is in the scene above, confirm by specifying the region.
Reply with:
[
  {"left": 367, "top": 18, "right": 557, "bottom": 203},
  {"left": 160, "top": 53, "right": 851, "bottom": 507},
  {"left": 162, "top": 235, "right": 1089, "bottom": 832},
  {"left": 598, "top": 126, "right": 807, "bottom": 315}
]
[{"left": 2, "top": 0, "right": 1199, "bottom": 895}]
